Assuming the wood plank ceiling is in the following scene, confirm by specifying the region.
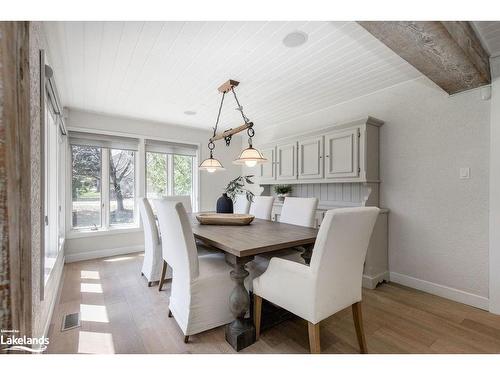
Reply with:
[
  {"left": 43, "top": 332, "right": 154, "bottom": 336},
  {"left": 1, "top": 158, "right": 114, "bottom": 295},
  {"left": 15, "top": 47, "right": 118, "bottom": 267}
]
[
  {"left": 43, "top": 21, "right": 422, "bottom": 132},
  {"left": 473, "top": 21, "right": 500, "bottom": 57}
]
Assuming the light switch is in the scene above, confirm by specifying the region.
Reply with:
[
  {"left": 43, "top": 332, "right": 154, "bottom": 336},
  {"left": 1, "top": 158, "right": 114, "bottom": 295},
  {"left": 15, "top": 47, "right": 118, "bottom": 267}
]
[{"left": 460, "top": 167, "right": 471, "bottom": 179}]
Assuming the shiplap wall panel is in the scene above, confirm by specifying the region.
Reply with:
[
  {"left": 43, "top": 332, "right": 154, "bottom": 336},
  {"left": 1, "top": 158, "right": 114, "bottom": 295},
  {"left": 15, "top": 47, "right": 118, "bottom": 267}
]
[{"left": 280, "top": 183, "right": 364, "bottom": 206}]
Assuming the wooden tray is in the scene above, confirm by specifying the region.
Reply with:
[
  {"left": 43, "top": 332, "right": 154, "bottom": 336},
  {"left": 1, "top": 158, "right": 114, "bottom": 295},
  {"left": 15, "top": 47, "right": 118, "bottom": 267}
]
[{"left": 196, "top": 213, "right": 255, "bottom": 226}]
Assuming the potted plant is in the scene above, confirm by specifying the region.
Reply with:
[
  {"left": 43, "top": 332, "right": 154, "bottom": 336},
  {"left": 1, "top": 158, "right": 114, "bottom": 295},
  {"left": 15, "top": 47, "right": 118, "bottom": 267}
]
[
  {"left": 273, "top": 184, "right": 292, "bottom": 202},
  {"left": 217, "top": 175, "right": 255, "bottom": 213}
]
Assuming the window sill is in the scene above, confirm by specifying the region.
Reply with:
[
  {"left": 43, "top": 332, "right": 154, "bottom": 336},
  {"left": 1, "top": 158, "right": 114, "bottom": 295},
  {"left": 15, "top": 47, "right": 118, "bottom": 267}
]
[{"left": 66, "top": 226, "right": 142, "bottom": 239}]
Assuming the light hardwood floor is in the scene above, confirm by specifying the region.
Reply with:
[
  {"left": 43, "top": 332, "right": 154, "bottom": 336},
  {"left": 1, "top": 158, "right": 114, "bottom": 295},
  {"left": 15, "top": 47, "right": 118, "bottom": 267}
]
[{"left": 47, "top": 253, "right": 500, "bottom": 354}]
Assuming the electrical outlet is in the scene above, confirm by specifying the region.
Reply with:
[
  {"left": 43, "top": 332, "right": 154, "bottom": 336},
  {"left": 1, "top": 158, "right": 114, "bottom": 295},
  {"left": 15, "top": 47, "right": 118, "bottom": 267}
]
[{"left": 460, "top": 167, "right": 471, "bottom": 179}]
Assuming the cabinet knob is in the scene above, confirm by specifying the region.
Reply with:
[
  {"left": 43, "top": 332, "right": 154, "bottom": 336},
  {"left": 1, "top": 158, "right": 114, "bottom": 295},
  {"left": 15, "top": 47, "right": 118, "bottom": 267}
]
[{"left": 326, "top": 155, "right": 329, "bottom": 158}]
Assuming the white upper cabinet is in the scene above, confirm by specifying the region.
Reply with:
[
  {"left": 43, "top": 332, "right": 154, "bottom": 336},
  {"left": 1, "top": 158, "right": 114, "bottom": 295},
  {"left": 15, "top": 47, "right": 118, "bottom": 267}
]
[
  {"left": 256, "top": 117, "right": 383, "bottom": 184},
  {"left": 324, "top": 128, "right": 359, "bottom": 179},
  {"left": 276, "top": 142, "right": 297, "bottom": 180},
  {"left": 259, "top": 147, "right": 276, "bottom": 180},
  {"left": 298, "top": 136, "right": 323, "bottom": 180}
]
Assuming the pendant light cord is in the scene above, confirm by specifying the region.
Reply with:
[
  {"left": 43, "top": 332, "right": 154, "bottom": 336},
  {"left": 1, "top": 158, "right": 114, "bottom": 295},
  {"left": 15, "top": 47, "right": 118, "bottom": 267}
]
[
  {"left": 212, "top": 92, "right": 226, "bottom": 138},
  {"left": 231, "top": 88, "right": 250, "bottom": 124}
]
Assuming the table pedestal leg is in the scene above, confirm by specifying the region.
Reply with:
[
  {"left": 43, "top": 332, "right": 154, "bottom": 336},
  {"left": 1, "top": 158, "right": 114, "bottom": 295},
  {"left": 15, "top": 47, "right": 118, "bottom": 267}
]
[
  {"left": 301, "top": 244, "right": 314, "bottom": 265},
  {"left": 224, "top": 254, "right": 255, "bottom": 351}
]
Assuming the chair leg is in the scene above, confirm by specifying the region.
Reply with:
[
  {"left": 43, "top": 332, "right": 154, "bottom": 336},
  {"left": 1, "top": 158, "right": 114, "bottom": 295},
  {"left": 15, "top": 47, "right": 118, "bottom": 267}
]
[
  {"left": 168, "top": 309, "right": 172, "bottom": 318},
  {"left": 184, "top": 336, "right": 189, "bottom": 343},
  {"left": 158, "top": 260, "right": 168, "bottom": 291},
  {"left": 254, "top": 294, "right": 263, "bottom": 340},
  {"left": 148, "top": 281, "right": 153, "bottom": 287},
  {"left": 352, "top": 302, "right": 368, "bottom": 354},
  {"left": 307, "top": 321, "right": 321, "bottom": 354}
]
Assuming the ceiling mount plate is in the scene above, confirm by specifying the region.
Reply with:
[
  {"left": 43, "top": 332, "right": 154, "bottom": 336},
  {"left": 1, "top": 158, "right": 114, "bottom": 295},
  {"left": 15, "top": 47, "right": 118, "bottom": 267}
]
[{"left": 218, "top": 79, "right": 239, "bottom": 93}]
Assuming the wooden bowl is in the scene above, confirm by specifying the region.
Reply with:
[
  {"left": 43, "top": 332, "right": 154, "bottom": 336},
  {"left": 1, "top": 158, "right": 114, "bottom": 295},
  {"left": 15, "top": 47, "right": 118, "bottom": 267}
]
[{"left": 196, "top": 213, "right": 255, "bottom": 226}]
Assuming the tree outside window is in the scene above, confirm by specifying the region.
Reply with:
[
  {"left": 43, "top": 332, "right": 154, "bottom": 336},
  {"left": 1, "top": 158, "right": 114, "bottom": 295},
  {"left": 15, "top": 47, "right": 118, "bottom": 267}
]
[
  {"left": 146, "top": 152, "right": 168, "bottom": 199},
  {"left": 109, "top": 149, "right": 135, "bottom": 225},
  {"left": 71, "top": 145, "right": 102, "bottom": 228},
  {"left": 173, "top": 154, "right": 193, "bottom": 196}
]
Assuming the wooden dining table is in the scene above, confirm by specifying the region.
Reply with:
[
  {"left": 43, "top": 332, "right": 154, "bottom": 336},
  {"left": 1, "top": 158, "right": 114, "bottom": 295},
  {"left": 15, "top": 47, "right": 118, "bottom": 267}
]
[{"left": 188, "top": 213, "right": 319, "bottom": 351}]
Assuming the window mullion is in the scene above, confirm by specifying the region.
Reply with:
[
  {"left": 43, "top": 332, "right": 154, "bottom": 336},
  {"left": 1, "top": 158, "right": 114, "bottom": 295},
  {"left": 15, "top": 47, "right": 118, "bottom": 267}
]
[
  {"left": 168, "top": 154, "right": 174, "bottom": 196},
  {"left": 102, "top": 148, "right": 110, "bottom": 229}
]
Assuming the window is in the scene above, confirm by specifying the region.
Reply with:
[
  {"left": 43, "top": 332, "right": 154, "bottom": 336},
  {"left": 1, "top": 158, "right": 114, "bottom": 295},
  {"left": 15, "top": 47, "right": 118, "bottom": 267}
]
[
  {"left": 146, "top": 152, "right": 168, "bottom": 199},
  {"left": 173, "top": 154, "right": 193, "bottom": 196},
  {"left": 109, "top": 149, "right": 135, "bottom": 225},
  {"left": 146, "top": 152, "right": 194, "bottom": 199},
  {"left": 146, "top": 152, "right": 195, "bottom": 202},
  {"left": 69, "top": 132, "right": 139, "bottom": 231},
  {"left": 67, "top": 133, "right": 198, "bottom": 233},
  {"left": 71, "top": 145, "right": 102, "bottom": 228},
  {"left": 145, "top": 139, "right": 197, "bottom": 209},
  {"left": 44, "top": 99, "right": 65, "bottom": 284}
]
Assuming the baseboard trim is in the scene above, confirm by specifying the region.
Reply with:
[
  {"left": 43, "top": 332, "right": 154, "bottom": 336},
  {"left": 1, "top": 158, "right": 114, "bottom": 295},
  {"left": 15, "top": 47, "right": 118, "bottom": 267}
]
[
  {"left": 363, "top": 271, "right": 390, "bottom": 289},
  {"left": 389, "top": 272, "right": 489, "bottom": 311},
  {"left": 65, "top": 245, "right": 143, "bottom": 263}
]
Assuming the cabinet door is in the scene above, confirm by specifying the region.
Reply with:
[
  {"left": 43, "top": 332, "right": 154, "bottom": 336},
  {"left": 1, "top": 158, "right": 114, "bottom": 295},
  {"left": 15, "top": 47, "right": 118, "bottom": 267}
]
[
  {"left": 276, "top": 142, "right": 297, "bottom": 180},
  {"left": 260, "top": 147, "right": 275, "bottom": 180},
  {"left": 324, "top": 128, "right": 359, "bottom": 178},
  {"left": 298, "top": 136, "right": 323, "bottom": 180}
]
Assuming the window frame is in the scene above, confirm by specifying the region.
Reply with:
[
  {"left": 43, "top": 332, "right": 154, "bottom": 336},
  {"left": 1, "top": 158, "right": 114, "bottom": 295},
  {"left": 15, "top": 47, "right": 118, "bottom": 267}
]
[
  {"left": 69, "top": 144, "right": 104, "bottom": 230},
  {"left": 67, "top": 130, "right": 200, "bottom": 238},
  {"left": 145, "top": 151, "right": 196, "bottom": 208},
  {"left": 43, "top": 95, "right": 65, "bottom": 286},
  {"left": 69, "top": 146, "right": 138, "bottom": 232}
]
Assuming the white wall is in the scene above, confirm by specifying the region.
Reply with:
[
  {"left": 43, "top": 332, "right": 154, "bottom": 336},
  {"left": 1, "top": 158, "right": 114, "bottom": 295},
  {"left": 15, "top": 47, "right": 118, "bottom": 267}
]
[
  {"left": 65, "top": 108, "right": 243, "bottom": 260},
  {"left": 257, "top": 77, "right": 490, "bottom": 307},
  {"left": 489, "top": 56, "right": 500, "bottom": 313}
]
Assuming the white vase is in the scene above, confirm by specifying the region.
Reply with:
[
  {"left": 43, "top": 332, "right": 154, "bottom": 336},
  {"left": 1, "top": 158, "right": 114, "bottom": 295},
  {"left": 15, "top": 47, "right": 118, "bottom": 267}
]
[{"left": 277, "top": 193, "right": 289, "bottom": 202}]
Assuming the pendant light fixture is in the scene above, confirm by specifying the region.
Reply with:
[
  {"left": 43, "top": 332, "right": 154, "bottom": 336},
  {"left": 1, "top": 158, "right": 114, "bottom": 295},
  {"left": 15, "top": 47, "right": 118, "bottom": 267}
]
[
  {"left": 198, "top": 144, "right": 225, "bottom": 172},
  {"left": 199, "top": 79, "right": 267, "bottom": 172},
  {"left": 233, "top": 127, "right": 267, "bottom": 167}
]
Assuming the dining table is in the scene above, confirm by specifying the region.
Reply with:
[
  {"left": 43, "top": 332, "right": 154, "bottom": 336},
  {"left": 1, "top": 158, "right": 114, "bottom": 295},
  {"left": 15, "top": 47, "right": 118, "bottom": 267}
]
[{"left": 188, "top": 213, "right": 319, "bottom": 351}]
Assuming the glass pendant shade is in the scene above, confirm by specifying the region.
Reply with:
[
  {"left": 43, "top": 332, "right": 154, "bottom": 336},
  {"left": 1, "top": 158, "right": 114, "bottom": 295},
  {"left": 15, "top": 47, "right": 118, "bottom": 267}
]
[
  {"left": 199, "top": 156, "right": 224, "bottom": 173},
  {"left": 233, "top": 146, "right": 267, "bottom": 167}
]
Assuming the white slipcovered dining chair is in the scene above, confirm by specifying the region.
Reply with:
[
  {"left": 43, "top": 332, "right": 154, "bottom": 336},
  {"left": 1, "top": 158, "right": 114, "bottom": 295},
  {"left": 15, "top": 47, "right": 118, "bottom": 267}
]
[
  {"left": 162, "top": 195, "right": 193, "bottom": 213},
  {"left": 258, "top": 197, "right": 319, "bottom": 264},
  {"left": 138, "top": 198, "right": 167, "bottom": 286},
  {"left": 155, "top": 196, "right": 218, "bottom": 291},
  {"left": 249, "top": 196, "right": 274, "bottom": 220},
  {"left": 253, "top": 207, "right": 380, "bottom": 354},
  {"left": 154, "top": 200, "right": 252, "bottom": 342},
  {"left": 280, "top": 197, "right": 318, "bottom": 228},
  {"left": 233, "top": 194, "right": 251, "bottom": 214}
]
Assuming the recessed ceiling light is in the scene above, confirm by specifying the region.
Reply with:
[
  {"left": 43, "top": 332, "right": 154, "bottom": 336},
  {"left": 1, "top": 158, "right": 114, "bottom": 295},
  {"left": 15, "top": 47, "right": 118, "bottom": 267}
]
[
  {"left": 283, "top": 31, "right": 308, "bottom": 48},
  {"left": 184, "top": 110, "right": 197, "bottom": 115}
]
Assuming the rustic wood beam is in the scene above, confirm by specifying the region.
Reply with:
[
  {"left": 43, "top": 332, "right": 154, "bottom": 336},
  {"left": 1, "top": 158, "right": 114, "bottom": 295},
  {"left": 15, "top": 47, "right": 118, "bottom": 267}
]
[
  {"left": 357, "top": 21, "right": 491, "bottom": 94},
  {"left": 209, "top": 122, "right": 252, "bottom": 143}
]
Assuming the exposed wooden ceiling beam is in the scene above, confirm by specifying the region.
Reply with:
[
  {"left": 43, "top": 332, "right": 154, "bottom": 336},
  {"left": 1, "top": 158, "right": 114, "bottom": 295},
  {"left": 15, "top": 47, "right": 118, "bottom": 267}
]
[{"left": 357, "top": 21, "right": 491, "bottom": 95}]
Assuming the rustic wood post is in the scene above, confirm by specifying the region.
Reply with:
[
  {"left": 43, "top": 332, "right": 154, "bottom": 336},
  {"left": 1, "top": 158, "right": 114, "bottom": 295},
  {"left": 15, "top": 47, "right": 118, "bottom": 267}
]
[{"left": 0, "top": 21, "right": 33, "bottom": 345}]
